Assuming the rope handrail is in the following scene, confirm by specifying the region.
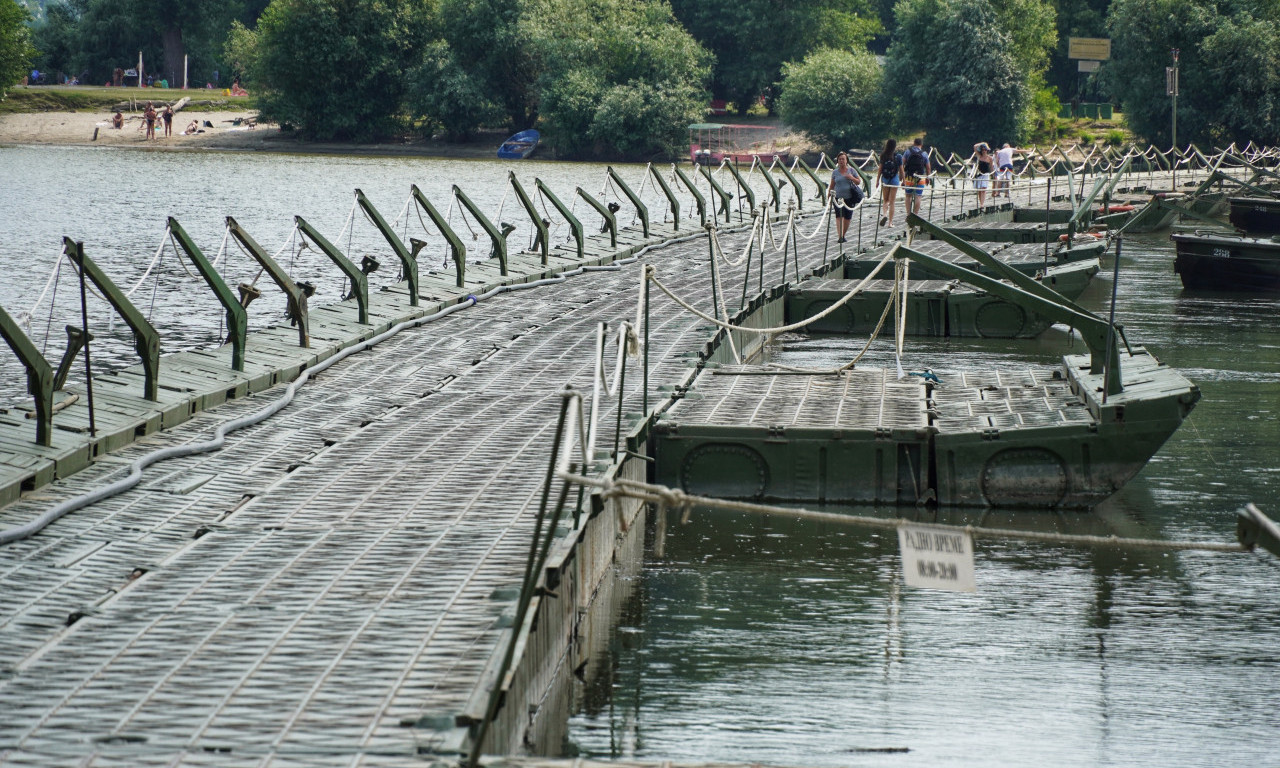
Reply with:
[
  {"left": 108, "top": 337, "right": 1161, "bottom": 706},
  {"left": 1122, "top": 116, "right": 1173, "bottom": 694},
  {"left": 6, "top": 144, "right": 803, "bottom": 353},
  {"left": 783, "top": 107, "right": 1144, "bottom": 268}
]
[
  {"left": 644, "top": 245, "right": 896, "bottom": 335},
  {"left": 556, "top": 470, "right": 1251, "bottom": 554}
]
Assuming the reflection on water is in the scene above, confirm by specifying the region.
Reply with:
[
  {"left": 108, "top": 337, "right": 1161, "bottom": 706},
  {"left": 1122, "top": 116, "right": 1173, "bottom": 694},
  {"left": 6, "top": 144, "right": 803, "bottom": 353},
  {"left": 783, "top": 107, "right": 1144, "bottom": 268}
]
[{"left": 568, "top": 232, "right": 1280, "bottom": 766}]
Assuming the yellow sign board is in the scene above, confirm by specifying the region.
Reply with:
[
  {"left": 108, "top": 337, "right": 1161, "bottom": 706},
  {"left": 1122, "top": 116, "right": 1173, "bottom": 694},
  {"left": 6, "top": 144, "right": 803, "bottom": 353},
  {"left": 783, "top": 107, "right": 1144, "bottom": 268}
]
[{"left": 1069, "top": 37, "right": 1111, "bottom": 61}]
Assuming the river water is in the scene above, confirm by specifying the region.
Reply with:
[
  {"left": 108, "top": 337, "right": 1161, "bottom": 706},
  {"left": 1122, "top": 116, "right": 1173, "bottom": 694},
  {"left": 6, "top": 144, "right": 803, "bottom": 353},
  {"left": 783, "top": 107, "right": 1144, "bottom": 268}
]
[
  {"left": 1, "top": 146, "right": 1277, "bottom": 766},
  {"left": 568, "top": 237, "right": 1280, "bottom": 764}
]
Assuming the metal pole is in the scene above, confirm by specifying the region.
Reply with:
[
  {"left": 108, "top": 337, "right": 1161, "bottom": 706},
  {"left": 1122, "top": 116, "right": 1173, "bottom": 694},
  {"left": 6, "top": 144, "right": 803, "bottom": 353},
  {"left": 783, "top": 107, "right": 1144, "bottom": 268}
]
[
  {"left": 1102, "top": 235, "right": 1122, "bottom": 404},
  {"left": 76, "top": 251, "right": 97, "bottom": 437},
  {"left": 1171, "top": 48, "right": 1180, "bottom": 192},
  {"left": 1044, "top": 177, "right": 1052, "bottom": 266},
  {"left": 643, "top": 276, "right": 650, "bottom": 414}
]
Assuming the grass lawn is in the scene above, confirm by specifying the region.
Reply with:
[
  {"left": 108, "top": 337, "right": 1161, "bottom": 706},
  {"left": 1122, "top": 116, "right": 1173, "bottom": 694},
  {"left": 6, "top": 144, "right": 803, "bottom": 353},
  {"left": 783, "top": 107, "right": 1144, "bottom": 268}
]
[{"left": 0, "top": 85, "right": 255, "bottom": 115}]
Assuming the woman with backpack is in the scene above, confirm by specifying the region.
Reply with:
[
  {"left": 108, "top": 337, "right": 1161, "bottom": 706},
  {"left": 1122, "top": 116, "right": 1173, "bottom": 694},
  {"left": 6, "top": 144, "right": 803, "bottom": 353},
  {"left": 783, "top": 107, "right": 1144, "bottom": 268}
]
[
  {"left": 875, "top": 139, "right": 901, "bottom": 227},
  {"left": 828, "top": 152, "right": 864, "bottom": 244}
]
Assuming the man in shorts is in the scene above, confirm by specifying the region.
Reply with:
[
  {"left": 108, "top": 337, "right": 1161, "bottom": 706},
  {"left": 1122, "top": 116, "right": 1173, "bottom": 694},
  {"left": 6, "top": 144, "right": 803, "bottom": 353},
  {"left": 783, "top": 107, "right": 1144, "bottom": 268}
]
[
  {"left": 995, "top": 143, "right": 1021, "bottom": 197},
  {"left": 901, "top": 138, "right": 931, "bottom": 217}
]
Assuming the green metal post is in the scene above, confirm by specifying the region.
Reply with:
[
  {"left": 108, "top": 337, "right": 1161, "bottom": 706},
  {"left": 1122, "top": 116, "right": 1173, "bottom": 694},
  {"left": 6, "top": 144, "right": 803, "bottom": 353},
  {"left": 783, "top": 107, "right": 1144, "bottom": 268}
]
[
  {"left": 509, "top": 172, "right": 550, "bottom": 265},
  {"left": 795, "top": 157, "right": 827, "bottom": 201},
  {"left": 225, "top": 217, "right": 309, "bottom": 348},
  {"left": 606, "top": 167, "right": 650, "bottom": 238},
  {"left": 0, "top": 303, "right": 55, "bottom": 446},
  {"left": 700, "top": 165, "right": 734, "bottom": 223},
  {"left": 63, "top": 238, "right": 161, "bottom": 401},
  {"left": 454, "top": 185, "right": 512, "bottom": 276},
  {"left": 294, "top": 216, "right": 370, "bottom": 324},
  {"left": 725, "top": 161, "right": 757, "bottom": 215},
  {"left": 671, "top": 164, "right": 707, "bottom": 226},
  {"left": 534, "top": 180, "right": 585, "bottom": 261},
  {"left": 168, "top": 217, "right": 247, "bottom": 371},
  {"left": 776, "top": 160, "right": 805, "bottom": 210},
  {"left": 410, "top": 184, "right": 468, "bottom": 288},
  {"left": 575, "top": 188, "right": 617, "bottom": 249},
  {"left": 648, "top": 165, "right": 681, "bottom": 231},
  {"left": 356, "top": 189, "right": 420, "bottom": 306}
]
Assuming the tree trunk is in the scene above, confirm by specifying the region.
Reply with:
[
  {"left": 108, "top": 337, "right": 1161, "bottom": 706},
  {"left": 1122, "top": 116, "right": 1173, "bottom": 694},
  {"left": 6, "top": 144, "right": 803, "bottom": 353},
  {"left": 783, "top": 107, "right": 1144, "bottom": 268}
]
[{"left": 162, "top": 25, "right": 185, "bottom": 87}]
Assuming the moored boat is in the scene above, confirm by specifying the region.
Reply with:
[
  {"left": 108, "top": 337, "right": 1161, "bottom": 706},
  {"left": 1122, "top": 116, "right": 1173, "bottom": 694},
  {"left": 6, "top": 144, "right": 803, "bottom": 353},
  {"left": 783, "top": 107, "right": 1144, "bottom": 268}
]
[
  {"left": 497, "top": 129, "right": 539, "bottom": 160},
  {"left": 1227, "top": 195, "right": 1280, "bottom": 234},
  {"left": 1171, "top": 231, "right": 1280, "bottom": 291}
]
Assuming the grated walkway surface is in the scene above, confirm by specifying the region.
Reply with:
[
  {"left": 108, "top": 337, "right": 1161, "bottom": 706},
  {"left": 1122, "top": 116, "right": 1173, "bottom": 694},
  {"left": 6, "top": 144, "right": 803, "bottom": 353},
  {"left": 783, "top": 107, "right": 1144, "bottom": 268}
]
[{"left": 0, "top": 210, "right": 842, "bottom": 766}]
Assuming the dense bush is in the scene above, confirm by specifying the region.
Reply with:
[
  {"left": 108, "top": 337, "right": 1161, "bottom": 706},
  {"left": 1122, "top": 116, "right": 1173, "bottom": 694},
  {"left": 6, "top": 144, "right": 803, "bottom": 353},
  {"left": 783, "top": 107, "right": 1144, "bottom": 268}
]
[
  {"left": 524, "top": 0, "right": 710, "bottom": 158},
  {"left": 0, "top": 0, "right": 35, "bottom": 95},
  {"left": 247, "top": 0, "right": 437, "bottom": 140},
  {"left": 776, "top": 47, "right": 891, "bottom": 150},
  {"left": 886, "top": 0, "right": 1029, "bottom": 150}
]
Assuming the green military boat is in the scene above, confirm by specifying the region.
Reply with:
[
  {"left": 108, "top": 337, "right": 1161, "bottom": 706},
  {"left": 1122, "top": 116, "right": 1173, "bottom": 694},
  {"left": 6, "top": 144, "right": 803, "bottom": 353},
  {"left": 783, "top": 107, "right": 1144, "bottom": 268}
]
[{"left": 654, "top": 215, "right": 1200, "bottom": 509}]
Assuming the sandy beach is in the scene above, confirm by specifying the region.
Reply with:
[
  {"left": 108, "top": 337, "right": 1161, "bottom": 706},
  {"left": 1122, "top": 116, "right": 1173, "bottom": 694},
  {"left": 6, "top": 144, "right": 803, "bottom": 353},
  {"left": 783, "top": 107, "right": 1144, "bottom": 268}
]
[{"left": 0, "top": 104, "right": 505, "bottom": 158}]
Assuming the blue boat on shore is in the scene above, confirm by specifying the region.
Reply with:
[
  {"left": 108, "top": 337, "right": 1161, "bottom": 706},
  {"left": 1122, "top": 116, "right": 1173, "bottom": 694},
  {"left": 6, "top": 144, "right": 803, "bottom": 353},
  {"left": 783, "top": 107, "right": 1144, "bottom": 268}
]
[{"left": 498, "top": 129, "right": 539, "bottom": 160}]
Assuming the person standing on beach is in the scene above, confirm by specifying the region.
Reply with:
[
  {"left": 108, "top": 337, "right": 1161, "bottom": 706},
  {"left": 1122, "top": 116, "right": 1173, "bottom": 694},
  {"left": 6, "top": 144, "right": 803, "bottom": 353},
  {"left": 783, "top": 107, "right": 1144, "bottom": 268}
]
[
  {"left": 144, "top": 102, "right": 157, "bottom": 140},
  {"left": 902, "top": 137, "right": 931, "bottom": 217},
  {"left": 162, "top": 105, "right": 173, "bottom": 137},
  {"left": 827, "top": 151, "right": 864, "bottom": 243},
  {"left": 973, "top": 142, "right": 995, "bottom": 207},
  {"left": 875, "top": 139, "right": 901, "bottom": 227}
]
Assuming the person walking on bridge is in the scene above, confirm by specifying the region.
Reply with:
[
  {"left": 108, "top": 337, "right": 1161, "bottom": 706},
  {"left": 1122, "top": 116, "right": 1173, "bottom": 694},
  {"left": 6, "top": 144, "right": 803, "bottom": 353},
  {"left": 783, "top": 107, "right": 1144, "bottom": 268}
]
[
  {"left": 902, "top": 137, "right": 931, "bottom": 217},
  {"left": 876, "top": 139, "right": 902, "bottom": 227},
  {"left": 828, "top": 152, "right": 864, "bottom": 243}
]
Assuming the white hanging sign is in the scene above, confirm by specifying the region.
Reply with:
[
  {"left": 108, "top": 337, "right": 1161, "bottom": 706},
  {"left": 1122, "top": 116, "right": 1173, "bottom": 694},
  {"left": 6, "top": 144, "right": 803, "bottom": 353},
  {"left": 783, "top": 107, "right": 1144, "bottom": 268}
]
[{"left": 898, "top": 524, "right": 976, "bottom": 592}]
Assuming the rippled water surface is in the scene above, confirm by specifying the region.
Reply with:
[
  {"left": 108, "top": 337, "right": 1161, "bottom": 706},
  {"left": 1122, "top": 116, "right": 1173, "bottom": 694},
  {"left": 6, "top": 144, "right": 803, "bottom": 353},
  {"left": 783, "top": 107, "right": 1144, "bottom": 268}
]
[
  {"left": 0, "top": 145, "right": 632, "bottom": 405},
  {"left": 567, "top": 237, "right": 1280, "bottom": 764}
]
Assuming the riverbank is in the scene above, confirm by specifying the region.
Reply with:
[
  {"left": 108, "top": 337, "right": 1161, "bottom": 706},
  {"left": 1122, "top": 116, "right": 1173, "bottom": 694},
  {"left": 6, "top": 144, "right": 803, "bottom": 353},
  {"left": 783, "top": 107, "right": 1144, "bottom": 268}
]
[{"left": 0, "top": 108, "right": 509, "bottom": 157}]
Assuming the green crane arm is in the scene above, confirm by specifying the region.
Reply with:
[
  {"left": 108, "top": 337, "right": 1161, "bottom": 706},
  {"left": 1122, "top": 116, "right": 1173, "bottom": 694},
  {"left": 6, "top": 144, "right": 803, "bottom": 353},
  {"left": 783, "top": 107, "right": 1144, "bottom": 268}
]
[
  {"left": 225, "top": 217, "right": 309, "bottom": 348},
  {"left": 606, "top": 166, "right": 650, "bottom": 237},
  {"left": 63, "top": 238, "right": 161, "bottom": 401},
  {"left": 0, "top": 302, "right": 55, "bottom": 446},
  {"left": 167, "top": 217, "right": 247, "bottom": 372},
  {"left": 410, "top": 184, "right": 468, "bottom": 288},
  {"left": 724, "top": 161, "right": 757, "bottom": 212},
  {"left": 648, "top": 165, "right": 681, "bottom": 231},
  {"left": 906, "top": 213, "right": 1090, "bottom": 314},
  {"left": 356, "top": 189, "right": 419, "bottom": 305},
  {"left": 575, "top": 188, "right": 617, "bottom": 249},
  {"left": 293, "top": 216, "right": 370, "bottom": 325},
  {"left": 509, "top": 172, "right": 550, "bottom": 264},
  {"left": 896, "top": 242, "right": 1122, "bottom": 395},
  {"left": 671, "top": 164, "right": 707, "bottom": 226},
  {"left": 453, "top": 185, "right": 510, "bottom": 276},
  {"left": 534, "top": 180, "right": 584, "bottom": 261},
  {"left": 775, "top": 160, "right": 805, "bottom": 210},
  {"left": 700, "top": 165, "right": 734, "bottom": 222}
]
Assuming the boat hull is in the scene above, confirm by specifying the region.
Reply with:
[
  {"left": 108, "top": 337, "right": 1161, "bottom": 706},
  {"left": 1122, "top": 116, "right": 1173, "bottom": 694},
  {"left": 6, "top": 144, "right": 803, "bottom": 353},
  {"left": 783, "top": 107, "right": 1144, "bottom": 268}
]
[
  {"left": 1171, "top": 233, "right": 1280, "bottom": 291},
  {"left": 1227, "top": 196, "right": 1280, "bottom": 235}
]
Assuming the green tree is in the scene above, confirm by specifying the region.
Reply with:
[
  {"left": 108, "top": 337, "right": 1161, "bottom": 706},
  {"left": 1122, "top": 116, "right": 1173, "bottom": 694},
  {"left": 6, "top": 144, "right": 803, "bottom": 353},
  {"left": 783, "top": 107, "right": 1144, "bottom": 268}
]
[
  {"left": 1104, "top": 0, "right": 1221, "bottom": 146},
  {"left": 886, "top": 0, "right": 1028, "bottom": 150},
  {"left": 249, "top": 0, "right": 438, "bottom": 140},
  {"left": 1200, "top": 11, "right": 1280, "bottom": 145},
  {"left": 0, "top": 0, "right": 36, "bottom": 94},
  {"left": 1107, "top": 0, "right": 1280, "bottom": 146},
  {"left": 524, "top": 0, "right": 710, "bottom": 158},
  {"left": 404, "top": 40, "right": 504, "bottom": 140},
  {"left": 776, "top": 47, "right": 892, "bottom": 149},
  {"left": 439, "top": 0, "right": 535, "bottom": 128},
  {"left": 671, "top": 0, "right": 880, "bottom": 114}
]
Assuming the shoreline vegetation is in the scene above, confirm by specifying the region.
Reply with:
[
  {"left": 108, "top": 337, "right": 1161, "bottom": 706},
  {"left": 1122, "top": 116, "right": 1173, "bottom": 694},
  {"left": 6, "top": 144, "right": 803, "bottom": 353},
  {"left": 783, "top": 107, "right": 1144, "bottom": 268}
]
[
  {"left": 0, "top": 85, "right": 505, "bottom": 158},
  {"left": 0, "top": 86, "right": 1129, "bottom": 161}
]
